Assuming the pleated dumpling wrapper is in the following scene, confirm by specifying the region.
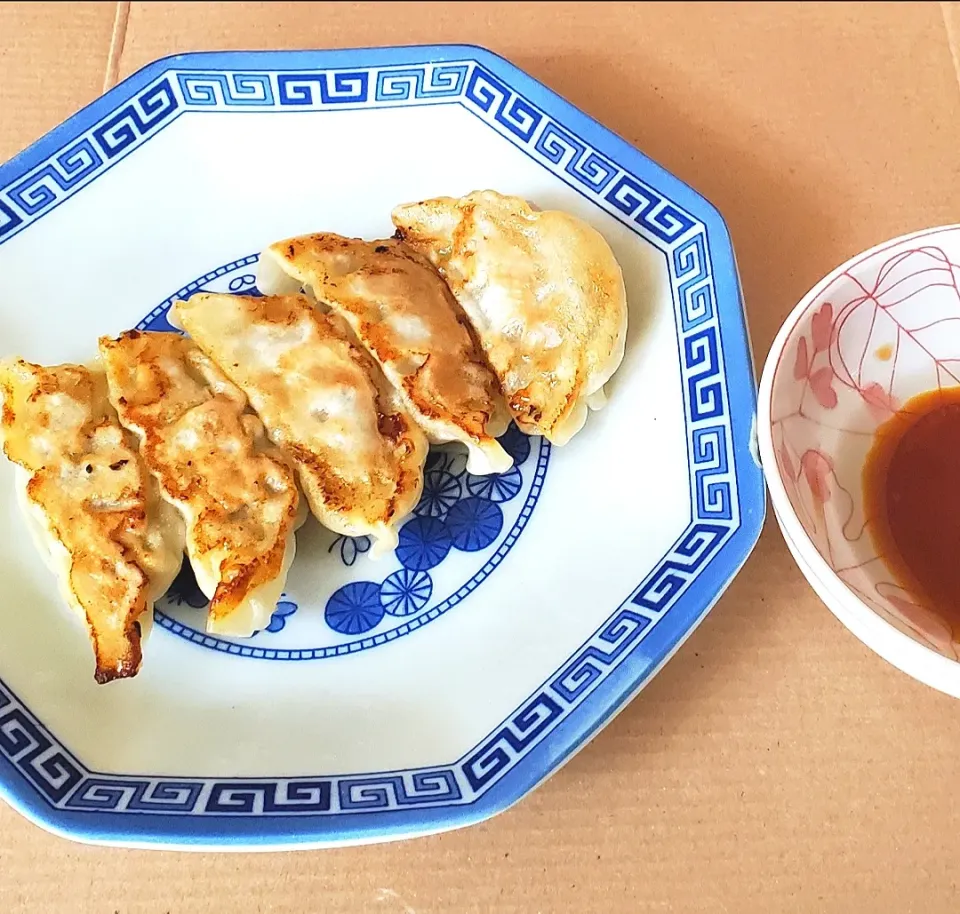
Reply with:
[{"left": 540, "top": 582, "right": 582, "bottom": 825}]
[
  {"left": 172, "top": 293, "right": 428, "bottom": 556},
  {"left": 257, "top": 233, "right": 512, "bottom": 476},
  {"left": 392, "top": 190, "right": 629, "bottom": 446},
  {"left": 99, "top": 331, "right": 301, "bottom": 638},
  {"left": 0, "top": 359, "right": 185, "bottom": 682}
]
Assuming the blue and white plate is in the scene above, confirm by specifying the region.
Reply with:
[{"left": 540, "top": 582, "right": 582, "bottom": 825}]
[{"left": 0, "top": 45, "right": 764, "bottom": 850}]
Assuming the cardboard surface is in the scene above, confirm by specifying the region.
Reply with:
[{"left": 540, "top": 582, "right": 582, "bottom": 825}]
[
  {"left": 0, "top": 1, "right": 116, "bottom": 163},
  {"left": 2, "top": 1, "right": 960, "bottom": 910}
]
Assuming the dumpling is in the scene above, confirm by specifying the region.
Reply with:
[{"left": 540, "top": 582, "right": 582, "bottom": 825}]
[
  {"left": 98, "top": 331, "right": 301, "bottom": 638},
  {"left": 171, "top": 293, "right": 428, "bottom": 555},
  {"left": 257, "top": 233, "right": 512, "bottom": 476},
  {"left": 392, "top": 190, "right": 629, "bottom": 445},
  {"left": 0, "top": 359, "right": 185, "bottom": 682}
]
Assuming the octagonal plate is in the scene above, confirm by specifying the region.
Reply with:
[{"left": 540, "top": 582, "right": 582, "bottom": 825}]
[{"left": 0, "top": 45, "right": 764, "bottom": 849}]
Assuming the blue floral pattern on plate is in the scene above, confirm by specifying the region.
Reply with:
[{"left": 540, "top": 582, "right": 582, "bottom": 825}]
[
  {"left": 328, "top": 534, "right": 372, "bottom": 566},
  {"left": 261, "top": 598, "right": 298, "bottom": 634},
  {"left": 466, "top": 466, "right": 522, "bottom": 502},
  {"left": 324, "top": 430, "right": 529, "bottom": 629},
  {"left": 445, "top": 497, "right": 504, "bottom": 552},
  {"left": 379, "top": 569, "right": 433, "bottom": 616},
  {"left": 146, "top": 255, "right": 551, "bottom": 659},
  {"left": 325, "top": 583, "right": 384, "bottom": 635},
  {"left": 414, "top": 469, "right": 462, "bottom": 519},
  {"left": 395, "top": 516, "right": 453, "bottom": 571}
]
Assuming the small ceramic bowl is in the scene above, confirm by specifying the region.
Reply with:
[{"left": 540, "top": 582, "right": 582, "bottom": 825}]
[{"left": 759, "top": 225, "right": 960, "bottom": 697}]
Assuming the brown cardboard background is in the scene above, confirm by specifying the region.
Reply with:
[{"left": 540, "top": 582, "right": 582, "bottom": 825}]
[
  {"left": 0, "top": 1, "right": 116, "bottom": 163},
  {"left": 2, "top": 2, "right": 960, "bottom": 911}
]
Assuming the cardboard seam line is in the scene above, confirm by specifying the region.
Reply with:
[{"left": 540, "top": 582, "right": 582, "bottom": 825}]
[
  {"left": 93, "top": 4, "right": 960, "bottom": 120},
  {"left": 103, "top": 0, "right": 131, "bottom": 93},
  {"left": 940, "top": 1, "right": 960, "bottom": 97}
]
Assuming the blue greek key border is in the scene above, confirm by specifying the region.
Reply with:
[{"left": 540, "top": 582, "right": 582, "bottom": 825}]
[
  {"left": 0, "top": 77, "right": 179, "bottom": 242},
  {"left": 1, "top": 59, "right": 699, "bottom": 249},
  {"left": 0, "top": 46, "right": 764, "bottom": 846}
]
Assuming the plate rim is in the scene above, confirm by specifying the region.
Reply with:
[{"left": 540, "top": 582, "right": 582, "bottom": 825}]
[{"left": 0, "top": 42, "right": 766, "bottom": 849}]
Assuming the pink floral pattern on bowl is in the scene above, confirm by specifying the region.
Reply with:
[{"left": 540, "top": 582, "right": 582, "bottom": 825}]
[{"left": 766, "top": 227, "right": 960, "bottom": 661}]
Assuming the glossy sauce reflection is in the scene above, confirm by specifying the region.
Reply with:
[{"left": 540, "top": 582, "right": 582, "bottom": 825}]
[{"left": 863, "top": 387, "right": 960, "bottom": 634}]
